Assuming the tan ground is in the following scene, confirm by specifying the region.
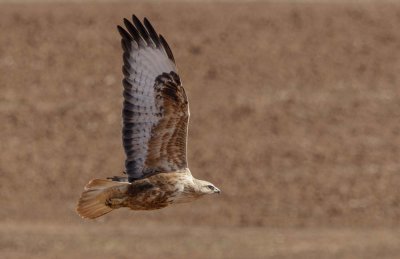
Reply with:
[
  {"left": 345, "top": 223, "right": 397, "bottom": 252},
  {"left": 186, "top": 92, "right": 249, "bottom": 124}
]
[{"left": 1, "top": 1, "right": 400, "bottom": 258}]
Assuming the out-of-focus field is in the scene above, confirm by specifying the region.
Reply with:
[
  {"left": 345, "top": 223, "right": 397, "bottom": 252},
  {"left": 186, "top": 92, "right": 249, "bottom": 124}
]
[{"left": 1, "top": 1, "right": 400, "bottom": 258}]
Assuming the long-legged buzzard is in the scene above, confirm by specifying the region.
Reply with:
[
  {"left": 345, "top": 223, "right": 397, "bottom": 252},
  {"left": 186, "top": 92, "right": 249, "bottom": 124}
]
[{"left": 76, "top": 15, "right": 220, "bottom": 219}]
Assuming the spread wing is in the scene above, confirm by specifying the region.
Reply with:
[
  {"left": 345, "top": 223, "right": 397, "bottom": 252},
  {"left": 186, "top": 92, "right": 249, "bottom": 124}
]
[{"left": 117, "top": 15, "right": 189, "bottom": 182}]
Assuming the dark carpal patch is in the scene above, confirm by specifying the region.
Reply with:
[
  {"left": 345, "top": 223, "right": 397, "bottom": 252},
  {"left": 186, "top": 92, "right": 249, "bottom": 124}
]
[{"left": 154, "top": 72, "right": 185, "bottom": 103}]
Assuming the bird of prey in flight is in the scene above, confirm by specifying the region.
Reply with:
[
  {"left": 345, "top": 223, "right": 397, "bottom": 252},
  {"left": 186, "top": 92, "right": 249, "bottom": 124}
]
[{"left": 76, "top": 15, "right": 220, "bottom": 219}]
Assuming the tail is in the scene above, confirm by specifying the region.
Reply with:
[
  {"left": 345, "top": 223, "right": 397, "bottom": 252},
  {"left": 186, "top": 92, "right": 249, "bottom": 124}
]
[{"left": 76, "top": 179, "right": 130, "bottom": 219}]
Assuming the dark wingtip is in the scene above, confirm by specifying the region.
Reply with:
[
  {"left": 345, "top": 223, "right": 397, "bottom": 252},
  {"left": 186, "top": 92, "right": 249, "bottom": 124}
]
[
  {"left": 119, "top": 15, "right": 175, "bottom": 63},
  {"left": 143, "top": 17, "right": 161, "bottom": 47},
  {"left": 160, "top": 34, "right": 175, "bottom": 63},
  {"left": 117, "top": 25, "right": 132, "bottom": 41},
  {"left": 132, "top": 14, "right": 140, "bottom": 24},
  {"left": 123, "top": 18, "right": 132, "bottom": 30},
  {"left": 132, "top": 14, "right": 140, "bottom": 21},
  {"left": 131, "top": 15, "right": 152, "bottom": 46},
  {"left": 121, "top": 39, "right": 130, "bottom": 52}
]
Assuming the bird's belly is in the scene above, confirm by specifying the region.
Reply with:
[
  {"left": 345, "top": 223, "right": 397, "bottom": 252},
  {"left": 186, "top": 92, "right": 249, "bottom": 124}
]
[{"left": 125, "top": 187, "right": 176, "bottom": 210}]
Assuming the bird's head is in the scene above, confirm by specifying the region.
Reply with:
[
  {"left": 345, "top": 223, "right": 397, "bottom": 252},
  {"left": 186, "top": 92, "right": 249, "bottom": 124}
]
[{"left": 194, "top": 179, "right": 221, "bottom": 195}]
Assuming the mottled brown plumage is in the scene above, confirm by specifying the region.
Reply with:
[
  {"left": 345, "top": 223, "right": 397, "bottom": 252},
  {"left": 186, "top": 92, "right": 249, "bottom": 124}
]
[{"left": 76, "top": 15, "right": 220, "bottom": 219}]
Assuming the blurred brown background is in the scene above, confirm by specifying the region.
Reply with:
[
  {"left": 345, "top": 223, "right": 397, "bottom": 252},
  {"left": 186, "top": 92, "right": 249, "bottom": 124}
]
[{"left": 1, "top": 0, "right": 400, "bottom": 258}]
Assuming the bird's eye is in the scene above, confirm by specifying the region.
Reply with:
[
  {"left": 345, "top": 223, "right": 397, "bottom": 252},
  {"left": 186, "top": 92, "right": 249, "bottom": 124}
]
[{"left": 207, "top": 185, "right": 215, "bottom": 190}]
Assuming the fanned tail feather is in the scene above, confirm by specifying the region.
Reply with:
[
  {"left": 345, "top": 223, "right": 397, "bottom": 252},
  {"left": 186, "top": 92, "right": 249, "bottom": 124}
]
[{"left": 76, "top": 179, "right": 129, "bottom": 219}]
